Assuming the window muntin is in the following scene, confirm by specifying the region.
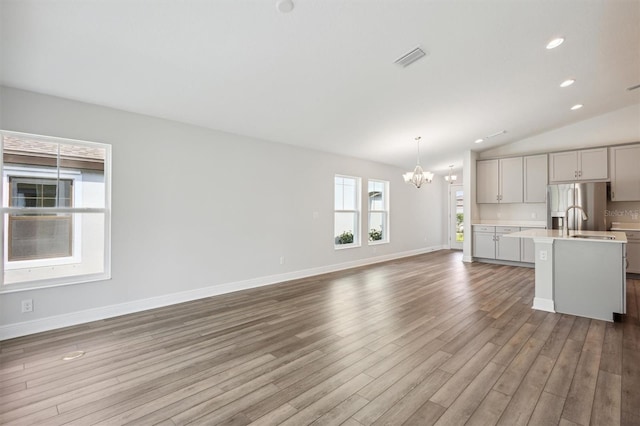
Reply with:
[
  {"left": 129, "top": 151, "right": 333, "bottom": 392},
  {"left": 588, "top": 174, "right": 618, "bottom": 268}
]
[
  {"left": 334, "top": 175, "right": 361, "bottom": 248},
  {"left": 368, "top": 180, "right": 389, "bottom": 243},
  {"left": 1, "top": 131, "right": 111, "bottom": 291}
]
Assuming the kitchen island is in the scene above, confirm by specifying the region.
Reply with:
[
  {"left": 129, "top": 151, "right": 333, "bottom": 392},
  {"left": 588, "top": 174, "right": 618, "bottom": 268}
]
[{"left": 505, "top": 229, "right": 627, "bottom": 322}]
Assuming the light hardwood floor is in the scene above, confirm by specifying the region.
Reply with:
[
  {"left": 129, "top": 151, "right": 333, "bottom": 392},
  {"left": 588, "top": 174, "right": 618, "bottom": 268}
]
[{"left": 1, "top": 250, "right": 639, "bottom": 425}]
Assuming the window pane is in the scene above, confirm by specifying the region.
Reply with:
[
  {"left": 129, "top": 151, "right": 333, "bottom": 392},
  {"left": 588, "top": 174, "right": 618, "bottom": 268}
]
[
  {"left": 4, "top": 212, "right": 106, "bottom": 285},
  {"left": 368, "top": 212, "right": 386, "bottom": 241},
  {"left": 8, "top": 214, "right": 72, "bottom": 261},
  {"left": 368, "top": 180, "right": 385, "bottom": 211},
  {"left": 334, "top": 182, "right": 344, "bottom": 210},
  {"left": 343, "top": 183, "right": 356, "bottom": 210},
  {"left": 334, "top": 212, "right": 356, "bottom": 244}
]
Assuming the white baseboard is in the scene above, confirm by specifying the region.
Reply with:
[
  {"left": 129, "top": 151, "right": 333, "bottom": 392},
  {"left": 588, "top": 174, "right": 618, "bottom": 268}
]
[
  {"left": 532, "top": 297, "right": 555, "bottom": 313},
  {"left": 0, "top": 245, "right": 444, "bottom": 340}
]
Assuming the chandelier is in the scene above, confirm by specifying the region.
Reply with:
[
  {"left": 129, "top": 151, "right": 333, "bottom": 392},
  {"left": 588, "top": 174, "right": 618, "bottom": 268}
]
[
  {"left": 444, "top": 165, "right": 458, "bottom": 184},
  {"left": 402, "top": 137, "right": 434, "bottom": 188}
]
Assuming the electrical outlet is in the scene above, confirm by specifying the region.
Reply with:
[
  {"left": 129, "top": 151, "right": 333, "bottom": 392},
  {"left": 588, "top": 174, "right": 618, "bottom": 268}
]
[
  {"left": 531, "top": 212, "right": 537, "bottom": 219},
  {"left": 539, "top": 250, "right": 548, "bottom": 261},
  {"left": 21, "top": 299, "right": 33, "bottom": 313},
  {"left": 279, "top": 256, "right": 285, "bottom": 265}
]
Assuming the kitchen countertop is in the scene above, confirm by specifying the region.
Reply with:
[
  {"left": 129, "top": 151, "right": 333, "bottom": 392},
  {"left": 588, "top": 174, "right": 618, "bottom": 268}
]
[
  {"left": 505, "top": 229, "right": 627, "bottom": 244},
  {"left": 471, "top": 220, "right": 546, "bottom": 228}
]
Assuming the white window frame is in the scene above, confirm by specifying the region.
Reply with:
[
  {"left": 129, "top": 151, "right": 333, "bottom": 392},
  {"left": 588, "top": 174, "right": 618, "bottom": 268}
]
[
  {"left": 334, "top": 174, "right": 361, "bottom": 249},
  {"left": 367, "top": 179, "right": 389, "bottom": 245},
  {"left": 0, "top": 130, "right": 111, "bottom": 293}
]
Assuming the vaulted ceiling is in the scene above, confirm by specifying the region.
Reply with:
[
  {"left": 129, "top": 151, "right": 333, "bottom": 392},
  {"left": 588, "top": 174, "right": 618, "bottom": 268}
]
[{"left": 1, "top": 0, "right": 639, "bottom": 173}]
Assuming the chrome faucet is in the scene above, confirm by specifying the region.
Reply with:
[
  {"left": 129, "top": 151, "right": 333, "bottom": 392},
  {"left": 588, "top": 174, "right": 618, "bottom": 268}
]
[{"left": 564, "top": 205, "right": 588, "bottom": 236}]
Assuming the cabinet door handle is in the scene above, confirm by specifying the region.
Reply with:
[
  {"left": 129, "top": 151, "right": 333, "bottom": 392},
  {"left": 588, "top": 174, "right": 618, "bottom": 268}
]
[
  {"left": 579, "top": 170, "right": 582, "bottom": 177},
  {"left": 612, "top": 191, "right": 615, "bottom": 200},
  {"left": 574, "top": 170, "right": 577, "bottom": 178}
]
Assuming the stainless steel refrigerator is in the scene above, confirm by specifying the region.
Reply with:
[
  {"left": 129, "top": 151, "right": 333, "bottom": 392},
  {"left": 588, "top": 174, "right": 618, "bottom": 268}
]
[{"left": 547, "top": 182, "right": 608, "bottom": 231}]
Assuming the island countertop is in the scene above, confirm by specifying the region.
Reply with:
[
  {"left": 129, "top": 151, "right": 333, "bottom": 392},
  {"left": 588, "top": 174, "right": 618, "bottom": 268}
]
[{"left": 505, "top": 229, "right": 627, "bottom": 243}]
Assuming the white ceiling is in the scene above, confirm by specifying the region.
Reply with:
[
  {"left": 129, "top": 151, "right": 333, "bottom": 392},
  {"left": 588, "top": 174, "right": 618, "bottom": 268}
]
[{"left": 1, "top": 0, "right": 639, "bottom": 173}]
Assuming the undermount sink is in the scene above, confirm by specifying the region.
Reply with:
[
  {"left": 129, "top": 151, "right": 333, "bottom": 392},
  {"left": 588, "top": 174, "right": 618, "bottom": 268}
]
[{"left": 570, "top": 234, "right": 616, "bottom": 240}]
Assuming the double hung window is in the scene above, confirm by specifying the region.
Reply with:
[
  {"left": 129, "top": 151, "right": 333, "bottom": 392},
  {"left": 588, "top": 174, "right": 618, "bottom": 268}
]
[
  {"left": 368, "top": 179, "right": 389, "bottom": 243},
  {"left": 1, "top": 131, "right": 111, "bottom": 291},
  {"left": 334, "top": 175, "right": 361, "bottom": 248}
]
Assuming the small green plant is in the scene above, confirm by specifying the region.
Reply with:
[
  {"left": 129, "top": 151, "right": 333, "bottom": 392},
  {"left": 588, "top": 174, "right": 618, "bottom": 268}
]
[
  {"left": 335, "top": 231, "right": 354, "bottom": 245},
  {"left": 369, "top": 228, "right": 383, "bottom": 241}
]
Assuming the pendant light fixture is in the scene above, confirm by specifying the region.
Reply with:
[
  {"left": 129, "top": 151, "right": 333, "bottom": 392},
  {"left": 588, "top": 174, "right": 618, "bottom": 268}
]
[
  {"left": 445, "top": 165, "right": 457, "bottom": 184},
  {"left": 402, "top": 137, "right": 434, "bottom": 188}
]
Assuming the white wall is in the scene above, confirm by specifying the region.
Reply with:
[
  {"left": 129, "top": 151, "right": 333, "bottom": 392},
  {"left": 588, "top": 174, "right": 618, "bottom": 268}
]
[{"left": 0, "top": 87, "right": 447, "bottom": 338}]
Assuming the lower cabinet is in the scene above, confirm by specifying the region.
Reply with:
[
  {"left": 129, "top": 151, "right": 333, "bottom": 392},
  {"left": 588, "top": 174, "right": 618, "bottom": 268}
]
[
  {"left": 473, "top": 225, "right": 522, "bottom": 261},
  {"left": 496, "top": 226, "right": 521, "bottom": 261},
  {"left": 473, "top": 226, "right": 497, "bottom": 258},
  {"left": 627, "top": 231, "right": 640, "bottom": 274}
]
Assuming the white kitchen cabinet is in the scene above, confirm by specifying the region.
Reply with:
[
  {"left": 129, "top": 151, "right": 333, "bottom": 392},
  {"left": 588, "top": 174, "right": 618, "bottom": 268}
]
[
  {"left": 549, "top": 148, "right": 608, "bottom": 182},
  {"left": 473, "top": 225, "right": 522, "bottom": 261},
  {"left": 610, "top": 144, "right": 640, "bottom": 201},
  {"left": 473, "top": 226, "right": 496, "bottom": 259},
  {"left": 520, "top": 227, "right": 536, "bottom": 263},
  {"left": 476, "top": 160, "right": 499, "bottom": 204},
  {"left": 626, "top": 231, "right": 640, "bottom": 274},
  {"left": 496, "top": 226, "right": 521, "bottom": 261},
  {"left": 476, "top": 157, "right": 523, "bottom": 203},
  {"left": 523, "top": 154, "right": 548, "bottom": 203}
]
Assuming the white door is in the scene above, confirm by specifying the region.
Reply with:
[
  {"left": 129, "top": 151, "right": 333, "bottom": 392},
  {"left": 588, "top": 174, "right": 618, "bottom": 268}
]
[{"left": 450, "top": 185, "right": 464, "bottom": 250}]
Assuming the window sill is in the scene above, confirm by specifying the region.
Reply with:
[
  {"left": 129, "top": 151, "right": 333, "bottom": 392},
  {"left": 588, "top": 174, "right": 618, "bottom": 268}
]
[
  {"left": 0, "top": 272, "right": 111, "bottom": 294},
  {"left": 334, "top": 243, "right": 361, "bottom": 250},
  {"left": 368, "top": 240, "right": 389, "bottom": 246}
]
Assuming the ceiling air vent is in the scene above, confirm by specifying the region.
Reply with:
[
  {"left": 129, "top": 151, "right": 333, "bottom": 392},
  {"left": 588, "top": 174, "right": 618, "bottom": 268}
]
[{"left": 394, "top": 47, "right": 428, "bottom": 68}]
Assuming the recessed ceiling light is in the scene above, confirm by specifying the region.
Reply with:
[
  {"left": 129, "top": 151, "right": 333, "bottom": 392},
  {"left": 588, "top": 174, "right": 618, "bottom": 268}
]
[
  {"left": 276, "top": 0, "right": 294, "bottom": 13},
  {"left": 571, "top": 104, "right": 583, "bottom": 110},
  {"left": 546, "top": 37, "right": 565, "bottom": 49},
  {"left": 560, "top": 79, "right": 575, "bottom": 88},
  {"left": 475, "top": 139, "right": 484, "bottom": 144}
]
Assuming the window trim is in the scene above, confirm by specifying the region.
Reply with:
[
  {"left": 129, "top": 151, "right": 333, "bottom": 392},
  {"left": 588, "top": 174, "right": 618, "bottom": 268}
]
[
  {"left": 334, "top": 174, "right": 361, "bottom": 249},
  {"left": 0, "top": 130, "right": 112, "bottom": 293},
  {"left": 367, "top": 179, "right": 390, "bottom": 245}
]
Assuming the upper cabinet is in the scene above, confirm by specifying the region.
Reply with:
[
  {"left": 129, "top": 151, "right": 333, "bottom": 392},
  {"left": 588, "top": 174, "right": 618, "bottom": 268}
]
[
  {"left": 610, "top": 144, "right": 640, "bottom": 201},
  {"left": 549, "top": 148, "right": 608, "bottom": 182},
  {"left": 477, "top": 157, "right": 523, "bottom": 203},
  {"left": 523, "top": 154, "right": 548, "bottom": 203}
]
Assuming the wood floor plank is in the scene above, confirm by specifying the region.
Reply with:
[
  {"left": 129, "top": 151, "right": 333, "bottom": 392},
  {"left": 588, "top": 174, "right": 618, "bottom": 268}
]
[
  {"left": 561, "top": 349, "right": 602, "bottom": 425},
  {"left": 429, "top": 342, "right": 500, "bottom": 408},
  {"left": 0, "top": 251, "right": 636, "bottom": 426},
  {"left": 544, "top": 338, "right": 583, "bottom": 398},
  {"left": 464, "top": 389, "right": 511, "bottom": 426},
  {"left": 369, "top": 369, "right": 451, "bottom": 426},
  {"left": 528, "top": 391, "right": 566, "bottom": 426},
  {"left": 495, "top": 354, "right": 555, "bottom": 425},
  {"left": 591, "top": 369, "right": 621, "bottom": 426},
  {"left": 432, "top": 361, "right": 505, "bottom": 426}
]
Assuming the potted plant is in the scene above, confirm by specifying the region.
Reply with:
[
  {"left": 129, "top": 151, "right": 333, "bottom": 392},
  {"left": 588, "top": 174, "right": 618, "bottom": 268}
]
[
  {"left": 369, "top": 228, "right": 383, "bottom": 241},
  {"left": 335, "top": 230, "right": 354, "bottom": 244}
]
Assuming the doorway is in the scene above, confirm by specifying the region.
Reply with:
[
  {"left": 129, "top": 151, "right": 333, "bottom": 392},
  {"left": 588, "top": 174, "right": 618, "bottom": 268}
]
[{"left": 450, "top": 184, "right": 464, "bottom": 250}]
